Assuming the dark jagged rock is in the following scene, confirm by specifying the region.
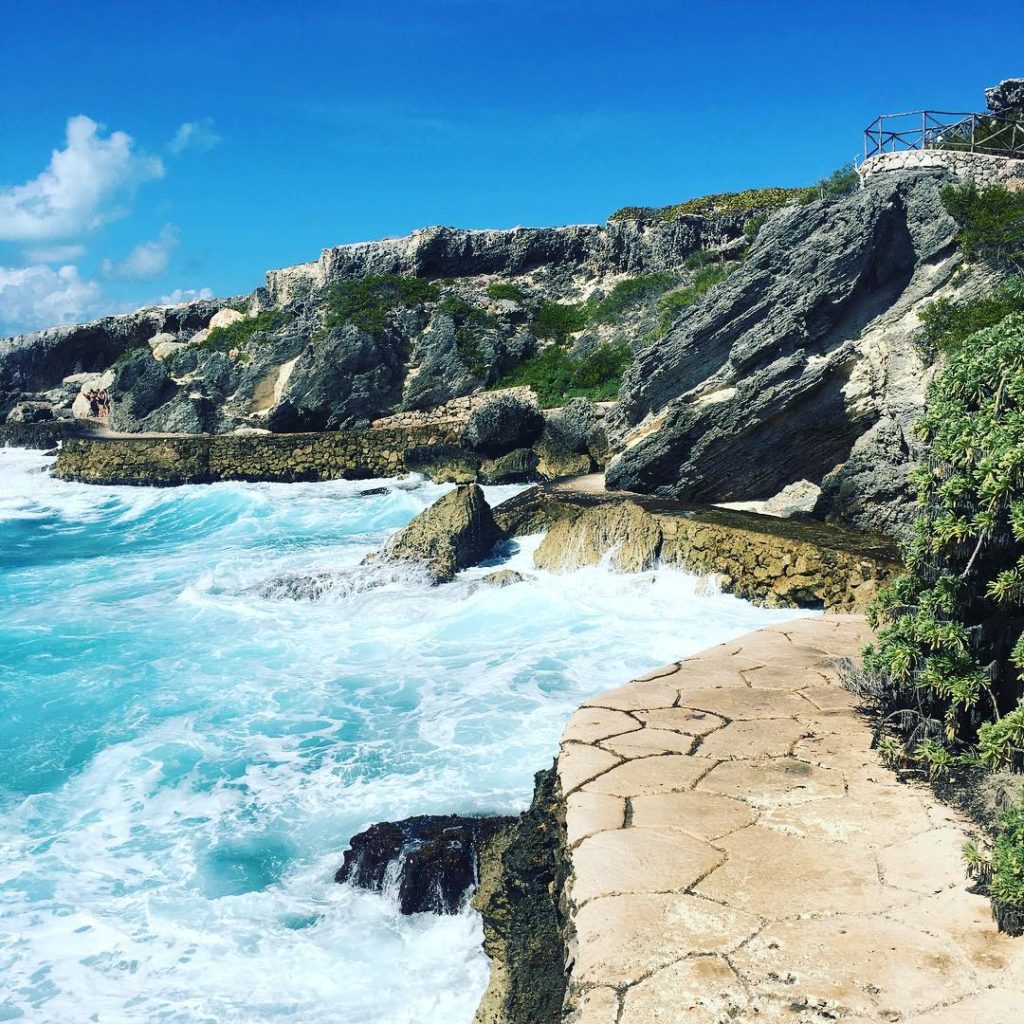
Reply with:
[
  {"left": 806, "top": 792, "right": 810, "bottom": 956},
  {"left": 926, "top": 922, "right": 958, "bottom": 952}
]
[
  {"left": 335, "top": 814, "right": 514, "bottom": 915},
  {"left": 267, "top": 323, "right": 411, "bottom": 432},
  {"left": 544, "top": 398, "right": 598, "bottom": 455},
  {"left": 463, "top": 395, "right": 545, "bottom": 458},
  {"left": 605, "top": 173, "right": 972, "bottom": 538},
  {"left": 379, "top": 483, "right": 503, "bottom": 583}
]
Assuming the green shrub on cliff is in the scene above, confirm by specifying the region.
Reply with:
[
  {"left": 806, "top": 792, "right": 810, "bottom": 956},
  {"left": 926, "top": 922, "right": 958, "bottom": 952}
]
[
  {"left": 655, "top": 263, "right": 733, "bottom": 337},
  {"left": 991, "top": 794, "right": 1024, "bottom": 933},
  {"left": 202, "top": 310, "right": 291, "bottom": 357},
  {"left": 918, "top": 281, "right": 1024, "bottom": 354},
  {"left": 865, "top": 313, "right": 1024, "bottom": 773},
  {"left": 940, "top": 183, "right": 1024, "bottom": 271},
  {"left": 531, "top": 300, "right": 590, "bottom": 342},
  {"left": 587, "top": 273, "right": 679, "bottom": 325},
  {"left": 323, "top": 275, "right": 441, "bottom": 334},
  {"left": 609, "top": 185, "right": 810, "bottom": 222},
  {"left": 486, "top": 282, "right": 525, "bottom": 302},
  {"left": 798, "top": 162, "right": 860, "bottom": 205},
  {"left": 490, "top": 341, "right": 631, "bottom": 407}
]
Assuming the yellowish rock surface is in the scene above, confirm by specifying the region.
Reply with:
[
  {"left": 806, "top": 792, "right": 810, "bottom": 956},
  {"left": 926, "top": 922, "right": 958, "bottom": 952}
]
[{"left": 556, "top": 615, "right": 1024, "bottom": 1023}]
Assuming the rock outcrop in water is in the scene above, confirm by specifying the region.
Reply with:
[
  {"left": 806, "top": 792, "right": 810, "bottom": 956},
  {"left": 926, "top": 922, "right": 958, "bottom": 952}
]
[
  {"left": 335, "top": 814, "right": 514, "bottom": 915},
  {"left": 377, "top": 483, "right": 503, "bottom": 583}
]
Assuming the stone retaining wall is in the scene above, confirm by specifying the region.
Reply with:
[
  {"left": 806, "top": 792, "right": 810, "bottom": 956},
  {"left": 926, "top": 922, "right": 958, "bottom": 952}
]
[
  {"left": 859, "top": 149, "right": 1024, "bottom": 187},
  {"left": 52, "top": 424, "right": 462, "bottom": 486}
]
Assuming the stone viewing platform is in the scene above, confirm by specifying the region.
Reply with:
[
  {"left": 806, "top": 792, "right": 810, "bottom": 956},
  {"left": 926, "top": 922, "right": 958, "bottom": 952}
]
[{"left": 555, "top": 616, "right": 1024, "bottom": 1023}]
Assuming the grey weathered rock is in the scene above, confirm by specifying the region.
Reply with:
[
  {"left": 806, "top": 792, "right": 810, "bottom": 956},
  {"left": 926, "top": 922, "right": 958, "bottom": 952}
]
[
  {"left": 985, "top": 78, "right": 1024, "bottom": 115},
  {"left": 6, "top": 401, "right": 54, "bottom": 424},
  {"left": 480, "top": 447, "right": 540, "bottom": 484},
  {"left": 267, "top": 323, "right": 409, "bottom": 431},
  {"left": 463, "top": 395, "right": 545, "bottom": 457},
  {"left": 380, "top": 484, "right": 503, "bottom": 583},
  {"left": 0, "top": 301, "right": 222, "bottom": 420},
  {"left": 605, "top": 173, "right": 977, "bottom": 538},
  {"left": 405, "top": 443, "right": 483, "bottom": 484},
  {"left": 545, "top": 398, "right": 598, "bottom": 454},
  {"left": 263, "top": 220, "right": 753, "bottom": 306}
]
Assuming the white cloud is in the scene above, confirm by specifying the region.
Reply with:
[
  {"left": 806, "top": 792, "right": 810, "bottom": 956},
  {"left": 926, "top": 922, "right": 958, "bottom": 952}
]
[
  {"left": 0, "top": 115, "right": 164, "bottom": 242},
  {"left": 169, "top": 118, "right": 222, "bottom": 156},
  {"left": 159, "top": 286, "right": 214, "bottom": 305},
  {"left": 0, "top": 263, "right": 103, "bottom": 335},
  {"left": 102, "top": 224, "right": 179, "bottom": 279},
  {"left": 24, "top": 243, "right": 86, "bottom": 263}
]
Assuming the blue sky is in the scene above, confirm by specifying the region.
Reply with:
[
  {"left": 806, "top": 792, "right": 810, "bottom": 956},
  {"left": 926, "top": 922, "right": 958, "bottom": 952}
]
[{"left": 1, "top": 0, "right": 1022, "bottom": 336}]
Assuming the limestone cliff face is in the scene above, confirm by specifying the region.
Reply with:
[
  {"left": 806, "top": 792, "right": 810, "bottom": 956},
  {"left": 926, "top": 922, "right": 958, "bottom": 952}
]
[
  {"left": 604, "top": 171, "right": 995, "bottom": 538},
  {"left": 260, "top": 219, "right": 746, "bottom": 307},
  {"left": 0, "top": 301, "right": 223, "bottom": 420},
  {"left": 1, "top": 215, "right": 747, "bottom": 433}
]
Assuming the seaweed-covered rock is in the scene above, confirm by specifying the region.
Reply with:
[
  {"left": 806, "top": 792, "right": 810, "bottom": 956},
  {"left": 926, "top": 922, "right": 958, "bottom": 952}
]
[
  {"left": 380, "top": 483, "right": 503, "bottom": 583},
  {"left": 472, "top": 765, "right": 568, "bottom": 1024},
  {"left": 335, "top": 814, "right": 513, "bottom": 915},
  {"left": 463, "top": 395, "right": 544, "bottom": 457}
]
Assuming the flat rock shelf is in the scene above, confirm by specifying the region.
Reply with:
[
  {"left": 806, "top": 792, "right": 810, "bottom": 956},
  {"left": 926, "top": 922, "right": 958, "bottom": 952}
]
[{"left": 556, "top": 616, "right": 1024, "bottom": 1023}]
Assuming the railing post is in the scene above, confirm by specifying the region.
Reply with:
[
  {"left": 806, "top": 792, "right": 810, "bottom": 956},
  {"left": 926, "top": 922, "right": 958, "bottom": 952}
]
[{"left": 922, "top": 110, "right": 926, "bottom": 150}]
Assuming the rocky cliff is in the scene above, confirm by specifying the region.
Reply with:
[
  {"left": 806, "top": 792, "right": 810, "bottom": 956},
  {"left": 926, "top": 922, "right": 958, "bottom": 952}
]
[
  {"left": 0, "top": 215, "right": 750, "bottom": 436},
  {"left": 604, "top": 171, "right": 997, "bottom": 537},
  {"left": 3, "top": 166, "right": 1006, "bottom": 539}
]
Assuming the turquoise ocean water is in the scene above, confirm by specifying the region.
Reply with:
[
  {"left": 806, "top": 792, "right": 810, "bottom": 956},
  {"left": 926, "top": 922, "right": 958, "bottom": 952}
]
[{"left": 0, "top": 448, "right": 801, "bottom": 1024}]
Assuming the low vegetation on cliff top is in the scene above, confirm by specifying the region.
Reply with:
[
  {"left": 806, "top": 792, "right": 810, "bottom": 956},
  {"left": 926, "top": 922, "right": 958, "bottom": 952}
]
[
  {"left": 866, "top": 183, "right": 1024, "bottom": 932},
  {"left": 608, "top": 163, "right": 860, "bottom": 222}
]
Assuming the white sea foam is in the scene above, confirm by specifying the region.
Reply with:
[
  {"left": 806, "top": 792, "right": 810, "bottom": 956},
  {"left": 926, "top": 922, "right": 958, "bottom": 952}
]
[{"left": 0, "top": 448, "right": 807, "bottom": 1023}]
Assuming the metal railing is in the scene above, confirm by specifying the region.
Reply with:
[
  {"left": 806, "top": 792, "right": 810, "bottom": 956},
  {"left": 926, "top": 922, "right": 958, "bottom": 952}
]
[{"left": 864, "top": 110, "right": 1024, "bottom": 160}]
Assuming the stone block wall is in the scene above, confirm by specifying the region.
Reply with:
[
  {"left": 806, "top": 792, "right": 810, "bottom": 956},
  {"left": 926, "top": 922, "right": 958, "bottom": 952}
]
[
  {"left": 859, "top": 149, "right": 1024, "bottom": 188},
  {"left": 52, "top": 424, "right": 463, "bottom": 486}
]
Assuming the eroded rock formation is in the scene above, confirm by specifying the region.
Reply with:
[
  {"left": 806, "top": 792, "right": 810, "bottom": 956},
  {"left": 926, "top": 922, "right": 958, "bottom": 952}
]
[
  {"left": 335, "top": 814, "right": 513, "bottom": 916},
  {"left": 604, "top": 172, "right": 993, "bottom": 537},
  {"left": 377, "top": 483, "right": 503, "bottom": 583}
]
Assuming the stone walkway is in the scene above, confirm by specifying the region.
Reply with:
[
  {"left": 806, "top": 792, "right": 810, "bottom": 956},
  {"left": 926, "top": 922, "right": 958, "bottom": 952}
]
[{"left": 558, "top": 615, "right": 1024, "bottom": 1023}]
